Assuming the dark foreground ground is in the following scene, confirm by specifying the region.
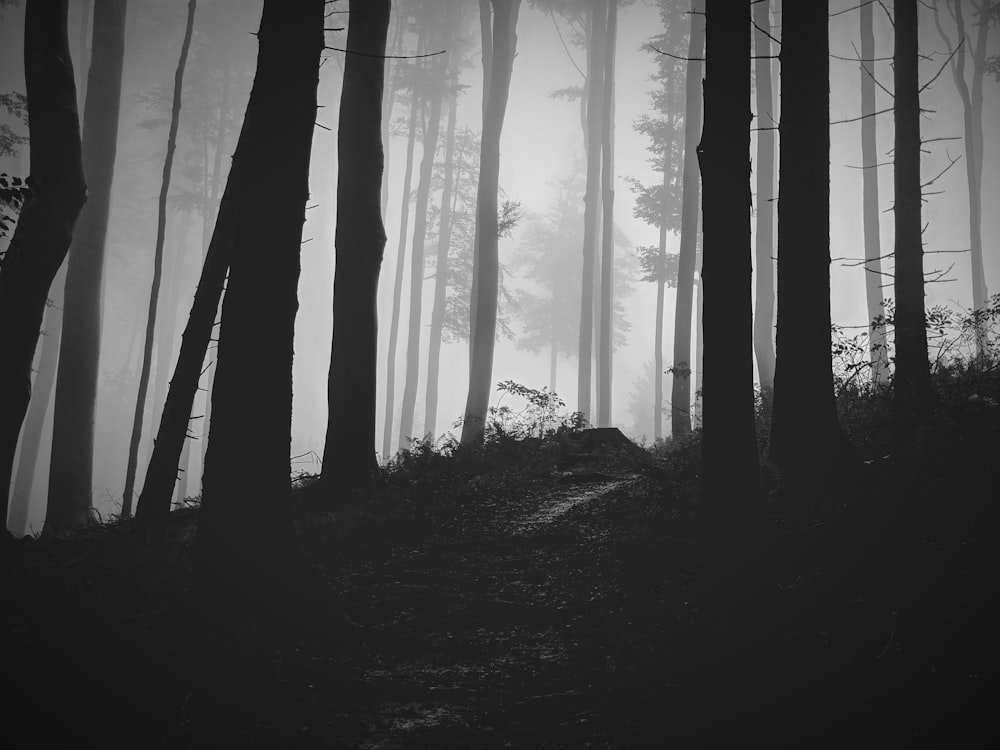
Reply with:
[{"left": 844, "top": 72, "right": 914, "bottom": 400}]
[{"left": 3, "top": 407, "right": 998, "bottom": 748}]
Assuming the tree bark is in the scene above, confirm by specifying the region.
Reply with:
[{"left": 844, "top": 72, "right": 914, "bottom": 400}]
[
  {"left": 0, "top": 0, "right": 87, "bottom": 530},
  {"left": 670, "top": 0, "right": 704, "bottom": 438},
  {"left": 860, "top": 0, "right": 889, "bottom": 384},
  {"left": 193, "top": 0, "right": 323, "bottom": 624},
  {"left": 461, "top": 0, "right": 520, "bottom": 446},
  {"left": 596, "top": 0, "right": 617, "bottom": 429},
  {"left": 892, "top": 0, "right": 935, "bottom": 416},
  {"left": 321, "top": 0, "right": 390, "bottom": 493},
  {"left": 121, "top": 0, "right": 195, "bottom": 520},
  {"left": 697, "top": 0, "right": 761, "bottom": 533},
  {"left": 769, "top": 1, "right": 849, "bottom": 480},
  {"left": 752, "top": 0, "right": 776, "bottom": 395}
]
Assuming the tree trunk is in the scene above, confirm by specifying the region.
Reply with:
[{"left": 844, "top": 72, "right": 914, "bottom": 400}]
[
  {"left": 653, "top": 273, "right": 664, "bottom": 442},
  {"left": 0, "top": 0, "right": 87, "bottom": 530},
  {"left": 670, "top": 0, "right": 704, "bottom": 438},
  {"left": 892, "top": 0, "right": 935, "bottom": 416},
  {"left": 193, "top": 0, "right": 323, "bottom": 624},
  {"left": 860, "top": 0, "right": 889, "bottom": 384},
  {"left": 461, "top": 0, "right": 520, "bottom": 446},
  {"left": 381, "top": 89, "right": 421, "bottom": 459},
  {"left": 425, "top": 51, "right": 462, "bottom": 441},
  {"left": 769, "top": 1, "right": 849, "bottom": 480},
  {"left": 597, "top": 0, "right": 617, "bottom": 429},
  {"left": 399, "top": 53, "right": 447, "bottom": 448},
  {"left": 321, "top": 0, "right": 390, "bottom": 494},
  {"left": 752, "top": 0, "right": 776, "bottom": 395},
  {"left": 577, "top": 0, "right": 605, "bottom": 424},
  {"left": 152, "top": 211, "right": 194, "bottom": 424},
  {"left": 121, "top": 0, "right": 195, "bottom": 520},
  {"left": 697, "top": 0, "right": 761, "bottom": 533},
  {"left": 46, "top": 0, "right": 126, "bottom": 535}
]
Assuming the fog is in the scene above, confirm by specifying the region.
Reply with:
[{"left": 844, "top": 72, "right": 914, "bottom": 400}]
[{"left": 1, "top": 0, "right": 997, "bottom": 531}]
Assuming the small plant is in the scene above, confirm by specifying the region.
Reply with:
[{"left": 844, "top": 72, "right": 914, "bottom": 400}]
[{"left": 490, "top": 380, "right": 581, "bottom": 440}]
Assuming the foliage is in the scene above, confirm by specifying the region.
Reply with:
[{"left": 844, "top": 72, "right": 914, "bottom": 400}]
[
  {"left": 634, "top": 243, "right": 679, "bottom": 286},
  {"left": 0, "top": 172, "right": 30, "bottom": 252},
  {"left": 0, "top": 91, "right": 28, "bottom": 158}
]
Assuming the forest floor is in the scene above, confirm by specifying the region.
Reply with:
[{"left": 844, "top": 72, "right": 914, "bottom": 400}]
[{"left": 2, "top": 401, "right": 999, "bottom": 748}]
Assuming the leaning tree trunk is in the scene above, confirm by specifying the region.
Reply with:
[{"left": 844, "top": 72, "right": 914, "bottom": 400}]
[
  {"left": 46, "top": 0, "right": 126, "bottom": 535},
  {"left": 460, "top": 0, "right": 520, "bottom": 446},
  {"left": 121, "top": 0, "right": 195, "bottom": 519},
  {"left": 697, "top": 0, "right": 761, "bottom": 535},
  {"left": 321, "top": 0, "right": 391, "bottom": 494},
  {"left": 193, "top": 0, "right": 323, "bottom": 623},
  {"left": 752, "top": 0, "right": 776, "bottom": 396},
  {"left": 381, "top": 89, "right": 421, "bottom": 459},
  {"left": 769, "top": 1, "right": 849, "bottom": 480},
  {"left": 0, "top": 0, "right": 86, "bottom": 530},
  {"left": 596, "top": 0, "right": 617, "bottom": 429},
  {"left": 860, "top": 0, "right": 889, "bottom": 385},
  {"left": 670, "top": 0, "right": 704, "bottom": 438},
  {"left": 892, "top": 0, "right": 935, "bottom": 417},
  {"left": 399, "top": 53, "right": 447, "bottom": 448},
  {"left": 577, "top": 1, "right": 605, "bottom": 424}
]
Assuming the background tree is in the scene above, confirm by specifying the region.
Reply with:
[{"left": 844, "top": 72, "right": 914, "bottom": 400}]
[
  {"left": 461, "top": 0, "right": 521, "bottom": 446},
  {"left": 892, "top": 0, "right": 935, "bottom": 417},
  {"left": 45, "top": 0, "right": 126, "bottom": 534},
  {"left": 0, "top": 0, "right": 86, "bottom": 532},
  {"left": 321, "top": 0, "right": 391, "bottom": 493},
  {"left": 697, "top": 0, "right": 760, "bottom": 535},
  {"left": 193, "top": 0, "right": 323, "bottom": 620}
]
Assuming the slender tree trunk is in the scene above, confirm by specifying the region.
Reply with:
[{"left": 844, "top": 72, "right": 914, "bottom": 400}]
[
  {"left": 670, "top": 0, "right": 704, "bottom": 438},
  {"left": 381, "top": 90, "right": 421, "bottom": 459},
  {"left": 597, "top": 0, "right": 617, "bottom": 428},
  {"left": 578, "top": 1, "right": 605, "bottom": 424},
  {"left": 752, "top": 0, "right": 776, "bottom": 395},
  {"left": 769, "top": 1, "right": 849, "bottom": 479},
  {"left": 321, "top": 0, "right": 390, "bottom": 494},
  {"left": 0, "top": 1, "right": 87, "bottom": 530},
  {"left": 549, "top": 340, "right": 558, "bottom": 393},
  {"left": 399, "top": 53, "right": 447, "bottom": 447},
  {"left": 204, "top": 24, "right": 233, "bottom": 244},
  {"left": 75, "top": 0, "right": 91, "bottom": 108},
  {"left": 461, "top": 0, "right": 520, "bottom": 446},
  {"left": 653, "top": 273, "right": 664, "bottom": 441},
  {"left": 893, "top": 0, "right": 935, "bottom": 416},
  {"left": 7, "top": 267, "right": 66, "bottom": 535},
  {"left": 121, "top": 0, "right": 195, "bottom": 520},
  {"left": 380, "top": 9, "right": 404, "bottom": 221},
  {"left": 860, "top": 0, "right": 889, "bottom": 384},
  {"left": 193, "top": 0, "right": 324, "bottom": 623},
  {"left": 152, "top": 211, "right": 194, "bottom": 423},
  {"left": 425, "top": 55, "right": 461, "bottom": 441},
  {"left": 697, "top": 0, "right": 761, "bottom": 533}
]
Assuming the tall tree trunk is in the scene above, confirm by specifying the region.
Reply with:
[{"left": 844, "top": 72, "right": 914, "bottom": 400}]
[
  {"left": 193, "top": 0, "right": 323, "bottom": 623},
  {"left": 399, "top": 53, "right": 447, "bottom": 447},
  {"left": 425, "top": 54, "right": 461, "bottom": 441},
  {"left": 121, "top": 0, "right": 195, "bottom": 520},
  {"left": 321, "top": 0, "right": 390, "bottom": 493},
  {"left": 670, "top": 0, "right": 704, "bottom": 438},
  {"left": 204, "top": 23, "right": 233, "bottom": 245},
  {"left": 0, "top": 1, "right": 87, "bottom": 531},
  {"left": 697, "top": 0, "right": 761, "bottom": 533},
  {"left": 769, "top": 1, "right": 849, "bottom": 480},
  {"left": 549, "top": 340, "right": 558, "bottom": 393},
  {"left": 577, "top": 0, "right": 605, "bottom": 424},
  {"left": 152, "top": 211, "right": 194, "bottom": 424},
  {"left": 461, "top": 0, "right": 520, "bottom": 446},
  {"left": 892, "top": 0, "right": 935, "bottom": 416},
  {"left": 381, "top": 90, "right": 421, "bottom": 459},
  {"left": 597, "top": 0, "right": 617, "bottom": 428},
  {"left": 653, "top": 271, "right": 664, "bottom": 442},
  {"left": 7, "top": 267, "right": 66, "bottom": 535},
  {"left": 860, "top": 0, "right": 889, "bottom": 384},
  {"left": 752, "top": 0, "right": 776, "bottom": 395},
  {"left": 46, "top": 0, "right": 125, "bottom": 534},
  {"left": 380, "top": 8, "right": 404, "bottom": 221}
]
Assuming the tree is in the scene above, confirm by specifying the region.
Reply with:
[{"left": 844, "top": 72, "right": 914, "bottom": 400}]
[
  {"left": 858, "top": 0, "right": 890, "bottom": 385},
  {"left": 892, "top": 0, "right": 935, "bottom": 416},
  {"left": 321, "top": 0, "right": 391, "bottom": 493},
  {"left": 670, "top": 0, "right": 703, "bottom": 438},
  {"left": 768, "top": 1, "right": 850, "bottom": 480},
  {"left": 697, "top": 0, "right": 760, "bottom": 534},
  {"left": 596, "top": 0, "right": 617, "bottom": 428},
  {"left": 193, "top": 0, "right": 324, "bottom": 620},
  {"left": 752, "top": 0, "right": 776, "bottom": 395},
  {"left": 0, "top": 0, "right": 87, "bottom": 533},
  {"left": 44, "top": 0, "right": 126, "bottom": 535},
  {"left": 461, "top": 0, "right": 521, "bottom": 446}
]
